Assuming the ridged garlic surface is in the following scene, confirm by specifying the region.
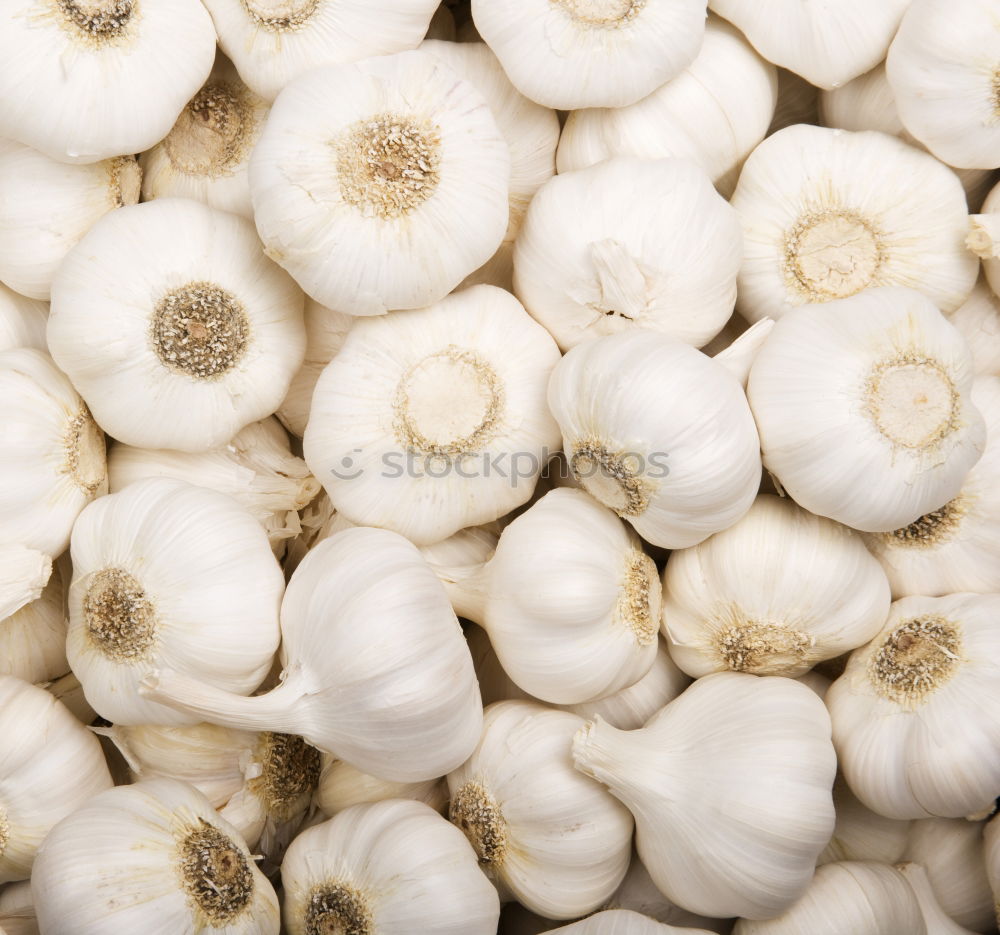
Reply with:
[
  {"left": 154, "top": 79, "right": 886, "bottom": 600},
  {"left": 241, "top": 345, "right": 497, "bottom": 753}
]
[
  {"left": 747, "top": 288, "right": 985, "bottom": 532},
  {"left": 548, "top": 331, "right": 761, "bottom": 549},
  {"left": 0, "top": 285, "right": 45, "bottom": 353},
  {"left": 710, "top": 0, "right": 908, "bottom": 90},
  {"left": 31, "top": 778, "right": 280, "bottom": 935},
  {"left": 897, "top": 862, "right": 979, "bottom": 935},
  {"left": 139, "top": 56, "right": 270, "bottom": 219},
  {"left": 513, "top": 158, "right": 741, "bottom": 351},
  {"left": 662, "top": 494, "right": 891, "bottom": 678},
  {"left": 828, "top": 594, "right": 1000, "bottom": 820},
  {"left": 67, "top": 478, "right": 285, "bottom": 726},
  {"left": 818, "top": 776, "right": 911, "bottom": 866},
  {"left": 543, "top": 911, "right": 716, "bottom": 934},
  {"left": 730, "top": 861, "right": 926, "bottom": 935},
  {"left": 316, "top": 756, "right": 447, "bottom": 817},
  {"left": 0, "top": 557, "right": 67, "bottom": 685},
  {"left": 0, "top": 348, "right": 107, "bottom": 558},
  {"left": 985, "top": 819, "right": 1000, "bottom": 933},
  {"left": 0, "top": 146, "right": 139, "bottom": 300},
  {"left": 249, "top": 50, "right": 509, "bottom": 316},
  {"left": 448, "top": 701, "right": 633, "bottom": 920},
  {"left": 48, "top": 198, "right": 306, "bottom": 453},
  {"left": 0, "top": 0, "right": 215, "bottom": 164},
  {"left": 142, "top": 527, "right": 483, "bottom": 783},
  {"left": 282, "top": 800, "right": 500, "bottom": 935},
  {"left": 948, "top": 280, "right": 1000, "bottom": 377},
  {"left": 0, "top": 676, "right": 113, "bottom": 882},
  {"left": 305, "top": 285, "right": 560, "bottom": 545},
  {"left": 471, "top": 0, "right": 708, "bottom": 110},
  {"left": 556, "top": 18, "right": 776, "bottom": 196},
  {"left": 572, "top": 673, "right": 837, "bottom": 920},
  {"left": 731, "top": 126, "right": 977, "bottom": 322}
]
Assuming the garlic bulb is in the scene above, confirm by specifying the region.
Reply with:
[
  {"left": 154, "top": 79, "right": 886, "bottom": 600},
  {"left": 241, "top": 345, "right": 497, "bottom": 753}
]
[
  {"left": 203, "top": 0, "right": 439, "bottom": 102},
  {"left": 732, "top": 126, "right": 977, "bottom": 323},
  {"left": 448, "top": 701, "right": 634, "bottom": 920},
  {"left": 31, "top": 778, "right": 280, "bottom": 934},
  {"left": 662, "top": 494, "right": 891, "bottom": 678},
  {"left": 827, "top": 594, "right": 1000, "bottom": 820},
  {"left": 985, "top": 819, "right": 1000, "bottom": 932},
  {"left": 304, "top": 285, "right": 560, "bottom": 545},
  {"left": 249, "top": 50, "right": 509, "bottom": 316},
  {"left": 139, "top": 56, "right": 270, "bottom": 219},
  {"left": 513, "top": 157, "right": 742, "bottom": 351},
  {"left": 0, "top": 146, "right": 140, "bottom": 300},
  {"left": 747, "top": 287, "right": 985, "bottom": 532},
  {"left": 896, "top": 863, "right": 979, "bottom": 935},
  {"left": 948, "top": 279, "right": 1000, "bottom": 377},
  {"left": 710, "top": 0, "right": 908, "bottom": 90},
  {"left": 0, "top": 546, "right": 50, "bottom": 623},
  {"left": 547, "top": 331, "right": 761, "bottom": 549},
  {"left": 767, "top": 69, "right": 820, "bottom": 135},
  {"left": 730, "top": 861, "right": 926, "bottom": 935},
  {"left": 0, "top": 285, "right": 45, "bottom": 353},
  {"left": 0, "top": 0, "right": 215, "bottom": 164},
  {"left": 0, "top": 556, "right": 67, "bottom": 685},
  {"left": 0, "top": 348, "right": 107, "bottom": 558},
  {"left": 556, "top": 18, "right": 776, "bottom": 197},
  {"left": 818, "top": 776, "right": 911, "bottom": 866},
  {"left": 283, "top": 800, "right": 500, "bottom": 935},
  {"left": 542, "top": 911, "right": 716, "bottom": 934},
  {"left": 422, "top": 39, "right": 560, "bottom": 292},
  {"left": 316, "top": 756, "right": 448, "bottom": 817},
  {"left": 67, "top": 477, "right": 284, "bottom": 726},
  {"left": 573, "top": 673, "right": 837, "bottom": 920},
  {"left": 108, "top": 417, "right": 320, "bottom": 557},
  {"left": 142, "top": 527, "right": 483, "bottom": 783},
  {"left": 0, "top": 676, "right": 113, "bottom": 882}
]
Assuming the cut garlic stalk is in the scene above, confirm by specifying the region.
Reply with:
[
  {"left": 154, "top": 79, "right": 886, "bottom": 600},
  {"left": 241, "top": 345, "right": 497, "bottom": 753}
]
[
  {"left": 316, "top": 756, "right": 448, "bottom": 817},
  {"left": 1, "top": 555, "right": 67, "bottom": 685},
  {"left": 542, "top": 911, "right": 716, "bottom": 934},
  {"left": 947, "top": 279, "right": 1000, "bottom": 377},
  {"left": 896, "top": 862, "right": 978, "bottom": 935},
  {"left": 818, "top": 775, "right": 911, "bottom": 866},
  {"left": 0, "top": 285, "right": 46, "bottom": 353}
]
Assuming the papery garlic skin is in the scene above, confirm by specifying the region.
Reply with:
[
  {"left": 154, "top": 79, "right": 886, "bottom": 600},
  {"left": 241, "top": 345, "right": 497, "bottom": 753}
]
[
  {"left": 663, "top": 494, "right": 891, "bottom": 678},
  {"left": 249, "top": 50, "right": 510, "bottom": 316},
  {"left": 0, "top": 348, "right": 107, "bottom": 558},
  {"left": 573, "top": 673, "right": 836, "bottom": 920},
  {"left": 828, "top": 594, "right": 1000, "bottom": 820},
  {"left": 0, "top": 557, "right": 67, "bottom": 685},
  {"left": 747, "top": 288, "right": 985, "bottom": 533},
  {"left": 316, "top": 756, "right": 447, "bottom": 817},
  {"left": 0, "top": 146, "right": 139, "bottom": 300},
  {"left": 0, "top": 285, "right": 46, "bottom": 353},
  {"left": 732, "top": 127, "right": 977, "bottom": 322},
  {"left": 305, "top": 285, "right": 560, "bottom": 545},
  {"left": 948, "top": 280, "right": 1000, "bottom": 377},
  {"left": 514, "top": 157, "right": 741, "bottom": 351},
  {"left": 897, "top": 862, "right": 979, "bottom": 935},
  {"left": 31, "top": 778, "right": 279, "bottom": 935},
  {"left": 48, "top": 198, "right": 306, "bottom": 453},
  {"left": 0, "top": 676, "right": 113, "bottom": 882},
  {"left": 731, "top": 861, "right": 926, "bottom": 935},
  {"left": 543, "top": 910, "right": 716, "bottom": 934},
  {"left": 0, "top": 0, "right": 216, "bottom": 164},
  {"left": 548, "top": 331, "right": 761, "bottom": 549},
  {"left": 67, "top": 478, "right": 284, "bottom": 726},
  {"left": 283, "top": 800, "right": 499, "bottom": 935},
  {"left": 818, "top": 775, "right": 911, "bottom": 866}
]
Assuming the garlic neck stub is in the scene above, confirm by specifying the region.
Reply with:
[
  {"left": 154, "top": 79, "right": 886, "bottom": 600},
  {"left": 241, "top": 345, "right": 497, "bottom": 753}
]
[
  {"left": 827, "top": 593, "right": 1000, "bottom": 820},
  {"left": 316, "top": 755, "right": 448, "bottom": 818}
]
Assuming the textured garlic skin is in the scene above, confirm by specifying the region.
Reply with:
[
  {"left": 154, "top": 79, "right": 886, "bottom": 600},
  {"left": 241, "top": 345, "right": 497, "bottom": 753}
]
[
  {"left": 316, "top": 756, "right": 448, "bottom": 817},
  {"left": 0, "top": 676, "right": 113, "bottom": 882},
  {"left": 543, "top": 910, "right": 716, "bottom": 934},
  {"left": 0, "top": 284, "right": 46, "bottom": 353},
  {"left": 896, "top": 862, "right": 979, "bottom": 935},
  {"left": 817, "top": 775, "right": 911, "bottom": 866},
  {"left": 828, "top": 594, "right": 1000, "bottom": 820},
  {"left": 0, "top": 0, "right": 216, "bottom": 164},
  {"left": 31, "top": 778, "right": 280, "bottom": 935},
  {"left": 0, "top": 557, "right": 68, "bottom": 685},
  {"left": 282, "top": 800, "right": 500, "bottom": 935},
  {"left": 948, "top": 280, "right": 1000, "bottom": 377},
  {"left": 747, "top": 288, "right": 985, "bottom": 533},
  {"left": 574, "top": 673, "right": 836, "bottom": 920}
]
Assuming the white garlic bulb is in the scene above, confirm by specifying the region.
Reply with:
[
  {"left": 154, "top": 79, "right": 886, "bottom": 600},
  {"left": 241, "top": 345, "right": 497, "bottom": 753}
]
[
  {"left": 249, "top": 50, "right": 510, "bottom": 316},
  {"left": 818, "top": 776, "right": 911, "bottom": 866},
  {"left": 420, "top": 524, "right": 500, "bottom": 621},
  {"left": 448, "top": 701, "right": 634, "bottom": 920},
  {"left": 542, "top": 911, "right": 716, "bottom": 934},
  {"left": 31, "top": 778, "right": 279, "bottom": 934},
  {"left": 139, "top": 56, "right": 270, "bottom": 219},
  {"left": 662, "top": 494, "right": 891, "bottom": 678},
  {"left": 747, "top": 287, "right": 985, "bottom": 532},
  {"left": 556, "top": 17, "right": 776, "bottom": 197},
  {"left": 731, "top": 126, "right": 977, "bottom": 323},
  {"left": 304, "top": 285, "right": 560, "bottom": 545},
  {"left": 0, "top": 0, "right": 215, "bottom": 164},
  {"left": 948, "top": 279, "right": 1000, "bottom": 377},
  {"left": 730, "top": 861, "right": 926, "bottom": 935},
  {"left": 142, "top": 527, "right": 483, "bottom": 782},
  {"left": 471, "top": 0, "right": 707, "bottom": 110},
  {"left": 0, "top": 556, "right": 67, "bottom": 685},
  {"left": 282, "top": 800, "right": 500, "bottom": 935},
  {"left": 0, "top": 348, "right": 107, "bottom": 558},
  {"left": 0, "top": 285, "right": 45, "bottom": 353},
  {"left": 0, "top": 546, "right": 50, "bottom": 624},
  {"left": 67, "top": 477, "right": 284, "bottom": 726},
  {"left": 513, "top": 157, "right": 742, "bottom": 351},
  {"left": 547, "top": 331, "right": 761, "bottom": 549},
  {"left": 0, "top": 676, "right": 113, "bottom": 882},
  {"left": 828, "top": 594, "right": 1000, "bottom": 820},
  {"left": 47, "top": 198, "right": 305, "bottom": 452},
  {"left": 896, "top": 862, "right": 979, "bottom": 935},
  {"left": 573, "top": 673, "right": 837, "bottom": 920},
  {"left": 316, "top": 755, "right": 448, "bottom": 817},
  {"left": 0, "top": 147, "right": 139, "bottom": 300},
  {"left": 985, "top": 819, "right": 1000, "bottom": 932}
]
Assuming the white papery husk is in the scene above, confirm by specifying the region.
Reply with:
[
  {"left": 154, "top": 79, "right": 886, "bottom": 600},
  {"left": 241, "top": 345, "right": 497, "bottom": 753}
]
[
  {"left": 542, "top": 910, "right": 716, "bottom": 934},
  {"left": 315, "top": 755, "right": 448, "bottom": 817},
  {"left": 818, "top": 775, "right": 911, "bottom": 866},
  {"left": 947, "top": 279, "right": 1000, "bottom": 377},
  {"left": 0, "top": 284, "right": 46, "bottom": 353},
  {"left": 896, "top": 862, "right": 980, "bottom": 935},
  {"left": 0, "top": 555, "right": 67, "bottom": 685}
]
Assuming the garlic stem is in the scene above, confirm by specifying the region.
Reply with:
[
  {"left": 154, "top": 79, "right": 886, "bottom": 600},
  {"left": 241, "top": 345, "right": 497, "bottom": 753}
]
[
  {"left": 713, "top": 318, "right": 775, "bottom": 387},
  {"left": 444, "top": 564, "right": 490, "bottom": 622},
  {"left": 571, "top": 717, "right": 643, "bottom": 797}
]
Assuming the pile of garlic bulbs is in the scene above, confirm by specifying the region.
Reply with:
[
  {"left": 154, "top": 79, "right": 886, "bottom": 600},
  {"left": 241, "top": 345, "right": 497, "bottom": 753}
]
[{"left": 2, "top": 1, "right": 1000, "bottom": 933}]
